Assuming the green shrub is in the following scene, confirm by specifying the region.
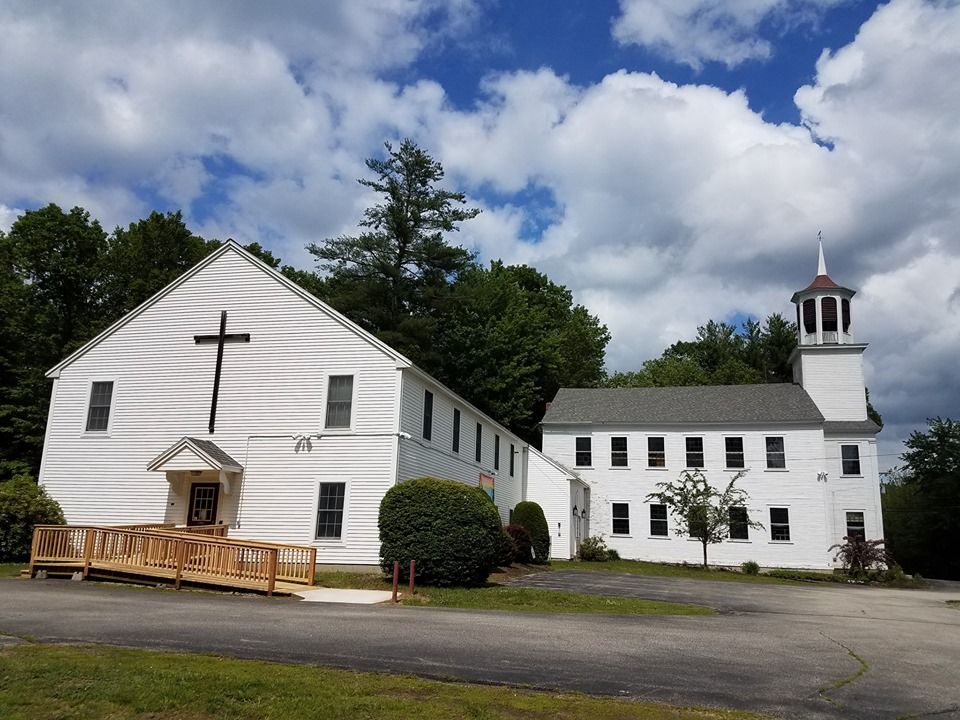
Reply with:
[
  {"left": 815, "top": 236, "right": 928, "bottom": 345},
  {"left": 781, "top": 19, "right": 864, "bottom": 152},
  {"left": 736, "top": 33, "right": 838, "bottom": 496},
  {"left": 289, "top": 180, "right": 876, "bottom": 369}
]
[
  {"left": 606, "top": 547, "right": 621, "bottom": 561},
  {"left": 495, "top": 527, "right": 515, "bottom": 568},
  {"left": 577, "top": 536, "right": 610, "bottom": 562},
  {"left": 741, "top": 560, "right": 760, "bottom": 575},
  {"left": 511, "top": 501, "right": 550, "bottom": 563},
  {"left": 0, "top": 475, "right": 65, "bottom": 561},
  {"left": 506, "top": 524, "right": 533, "bottom": 564},
  {"left": 379, "top": 477, "right": 504, "bottom": 587}
]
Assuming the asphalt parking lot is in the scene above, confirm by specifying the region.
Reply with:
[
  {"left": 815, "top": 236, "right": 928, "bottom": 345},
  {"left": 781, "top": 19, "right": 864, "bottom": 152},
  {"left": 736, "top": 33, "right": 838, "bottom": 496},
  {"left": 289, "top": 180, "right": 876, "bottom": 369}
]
[{"left": 2, "top": 573, "right": 959, "bottom": 719}]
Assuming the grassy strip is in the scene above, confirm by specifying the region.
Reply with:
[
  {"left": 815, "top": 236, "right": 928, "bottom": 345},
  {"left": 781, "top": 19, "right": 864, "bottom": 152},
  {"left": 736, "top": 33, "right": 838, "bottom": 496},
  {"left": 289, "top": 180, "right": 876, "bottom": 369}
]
[
  {"left": 0, "top": 644, "right": 765, "bottom": 720},
  {"left": 314, "top": 571, "right": 713, "bottom": 615},
  {"left": 0, "top": 563, "right": 26, "bottom": 578},
  {"left": 550, "top": 560, "right": 795, "bottom": 584}
]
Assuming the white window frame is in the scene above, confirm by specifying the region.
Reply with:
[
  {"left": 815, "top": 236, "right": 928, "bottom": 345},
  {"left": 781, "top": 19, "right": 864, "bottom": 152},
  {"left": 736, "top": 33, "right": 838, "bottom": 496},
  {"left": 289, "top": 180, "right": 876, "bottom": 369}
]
[
  {"left": 684, "top": 435, "right": 705, "bottom": 469},
  {"left": 611, "top": 501, "right": 631, "bottom": 537},
  {"left": 728, "top": 505, "right": 751, "bottom": 542},
  {"left": 575, "top": 436, "right": 592, "bottom": 468},
  {"left": 840, "top": 444, "right": 862, "bottom": 477},
  {"left": 648, "top": 502, "right": 669, "bottom": 539},
  {"left": 844, "top": 509, "right": 866, "bottom": 540},
  {"left": 646, "top": 435, "right": 667, "bottom": 470},
  {"left": 312, "top": 478, "right": 350, "bottom": 546},
  {"left": 610, "top": 436, "right": 629, "bottom": 468},
  {"left": 768, "top": 506, "right": 792, "bottom": 543},
  {"left": 764, "top": 436, "right": 787, "bottom": 470},
  {"left": 724, "top": 435, "right": 745, "bottom": 470},
  {"left": 81, "top": 377, "right": 118, "bottom": 437},
  {"left": 321, "top": 370, "right": 360, "bottom": 435},
  {"left": 322, "top": 371, "right": 358, "bottom": 433}
]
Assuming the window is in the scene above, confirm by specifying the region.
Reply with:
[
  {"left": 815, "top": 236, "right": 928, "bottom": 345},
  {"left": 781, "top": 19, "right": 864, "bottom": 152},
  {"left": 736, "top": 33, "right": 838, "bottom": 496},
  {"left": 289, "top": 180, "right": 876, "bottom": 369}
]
[
  {"left": 612, "top": 503, "right": 630, "bottom": 535},
  {"left": 725, "top": 437, "right": 744, "bottom": 468},
  {"left": 422, "top": 390, "right": 433, "bottom": 440},
  {"left": 315, "top": 483, "right": 346, "bottom": 539},
  {"left": 85, "top": 381, "right": 114, "bottom": 432},
  {"left": 821, "top": 297, "right": 838, "bottom": 332},
  {"left": 575, "top": 437, "right": 592, "bottom": 467},
  {"left": 324, "top": 375, "right": 353, "bottom": 429},
  {"left": 494, "top": 434, "right": 500, "bottom": 471},
  {"left": 509, "top": 443, "right": 515, "bottom": 477},
  {"left": 846, "top": 511, "right": 865, "bottom": 540},
  {"left": 452, "top": 408, "right": 461, "bottom": 453},
  {"left": 611, "top": 436, "right": 628, "bottom": 467},
  {"left": 770, "top": 508, "right": 790, "bottom": 541},
  {"left": 841, "top": 445, "right": 861, "bottom": 475},
  {"left": 729, "top": 506, "right": 749, "bottom": 540},
  {"left": 842, "top": 298, "right": 851, "bottom": 332},
  {"left": 475, "top": 423, "right": 482, "bottom": 462},
  {"left": 647, "top": 436, "right": 665, "bottom": 467},
  {"left": 685, "top": 437, "right": 704, "bottom": 468},
  {"left": 649, "top": 504, "right": 668, "bottom": 537},
  {"left": 802, "top": 298, "right": 816, "bottom": 334},
  {"left": 765, "top": 437, "right": 786, "bottom": 469}
]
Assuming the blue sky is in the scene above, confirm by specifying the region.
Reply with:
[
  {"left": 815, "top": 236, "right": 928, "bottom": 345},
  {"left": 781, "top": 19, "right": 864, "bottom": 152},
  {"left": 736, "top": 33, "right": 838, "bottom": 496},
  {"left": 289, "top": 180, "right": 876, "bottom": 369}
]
[{"left": 1, "top": 0, "right": 958, "bottom": 468}]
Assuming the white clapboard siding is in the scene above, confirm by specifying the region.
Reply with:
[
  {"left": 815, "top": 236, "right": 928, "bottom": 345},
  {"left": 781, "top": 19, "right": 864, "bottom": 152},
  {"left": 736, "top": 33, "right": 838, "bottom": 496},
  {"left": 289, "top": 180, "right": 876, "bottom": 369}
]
[
  {"left": 542, "top": 423, "right": 850, "bottom": 569},
  {"left": 38, "top": 245, "right": 402, "bottom": 566},
  {"left": 793, "top": 347, "right": 868, "bottom": 421},
  {"left": 526, "top": 449, "right": 582, "bottom": 560},
  {"left": 396, "top": 370, "right": 526, "bottom": 524}
]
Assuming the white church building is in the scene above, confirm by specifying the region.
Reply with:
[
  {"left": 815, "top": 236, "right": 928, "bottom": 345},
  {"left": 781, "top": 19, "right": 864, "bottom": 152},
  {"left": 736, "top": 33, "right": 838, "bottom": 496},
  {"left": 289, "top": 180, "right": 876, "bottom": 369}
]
[
  {"left": 38, "top": 240, "right": 882, "bottom": 569},
  {"left": 541, "top": 245, "right": 882, "bottom": 569},
  {"left": 37, "top": 242, "right": 553, "bottom": 567}
]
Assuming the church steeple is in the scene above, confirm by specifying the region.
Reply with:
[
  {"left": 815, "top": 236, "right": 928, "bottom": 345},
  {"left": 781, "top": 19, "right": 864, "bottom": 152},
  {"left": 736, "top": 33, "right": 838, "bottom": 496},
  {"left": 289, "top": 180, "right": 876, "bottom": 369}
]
[
  {"left": 791, "top": 237, "right": 856, "bottom": 346},
  {"left": 788, "top": 237, "right": 869, "bottom": 423}
]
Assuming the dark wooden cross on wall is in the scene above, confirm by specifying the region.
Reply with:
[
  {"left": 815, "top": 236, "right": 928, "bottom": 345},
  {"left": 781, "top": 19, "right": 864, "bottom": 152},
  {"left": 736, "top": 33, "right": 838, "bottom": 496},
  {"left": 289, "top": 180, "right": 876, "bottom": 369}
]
[{"left": 194, "top": 311, "right": 250, "bottom": 434}]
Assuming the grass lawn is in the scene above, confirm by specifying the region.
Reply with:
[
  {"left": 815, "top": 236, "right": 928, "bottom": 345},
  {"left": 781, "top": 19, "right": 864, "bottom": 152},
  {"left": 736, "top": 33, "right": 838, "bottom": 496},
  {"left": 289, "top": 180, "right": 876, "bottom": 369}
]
[
  {"left": 0, "top": 563, "right": 26, "bottom": 578},
  {"left": 550, "top": 560, "right": 795, "bottom": 584},
  {"left": 0, "top": 644, "right": 764, "bottom": 720},
  {"left": 314, "top": 571, "right": 713, "bottom": 615}
]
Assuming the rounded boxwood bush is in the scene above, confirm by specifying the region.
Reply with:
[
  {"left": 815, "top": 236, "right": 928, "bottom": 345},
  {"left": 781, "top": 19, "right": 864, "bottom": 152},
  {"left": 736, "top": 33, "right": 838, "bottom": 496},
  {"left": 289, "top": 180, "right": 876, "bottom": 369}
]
[
  {"left": 0, "top": 475, "right": 65, "bottom": 561},
  {"left": 511, "top": 501, "right": 550, "bottom": 563},
  {"left": 379, "top": 477, "right": 504, "bottom": 587}
]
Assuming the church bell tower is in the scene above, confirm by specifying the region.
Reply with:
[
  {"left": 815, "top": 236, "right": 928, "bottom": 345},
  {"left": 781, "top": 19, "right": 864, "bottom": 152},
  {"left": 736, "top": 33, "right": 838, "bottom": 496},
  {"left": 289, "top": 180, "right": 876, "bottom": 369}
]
[{"left": 789, "top": 240, "right": 869, "bottom": 422}]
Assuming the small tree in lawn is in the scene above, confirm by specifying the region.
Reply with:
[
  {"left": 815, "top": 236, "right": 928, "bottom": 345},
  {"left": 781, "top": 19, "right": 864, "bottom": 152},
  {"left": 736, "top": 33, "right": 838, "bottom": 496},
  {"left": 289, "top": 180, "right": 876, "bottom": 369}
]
[{"left": 646, "top": 470, "right": 762, "bottom": 568}]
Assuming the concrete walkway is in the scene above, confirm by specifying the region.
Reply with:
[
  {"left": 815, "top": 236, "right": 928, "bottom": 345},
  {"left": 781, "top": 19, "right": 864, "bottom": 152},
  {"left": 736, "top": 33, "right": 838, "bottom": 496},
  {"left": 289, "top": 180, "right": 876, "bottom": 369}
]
[{"left": 293, "top": 588, "right": 394, "bottom": 604}]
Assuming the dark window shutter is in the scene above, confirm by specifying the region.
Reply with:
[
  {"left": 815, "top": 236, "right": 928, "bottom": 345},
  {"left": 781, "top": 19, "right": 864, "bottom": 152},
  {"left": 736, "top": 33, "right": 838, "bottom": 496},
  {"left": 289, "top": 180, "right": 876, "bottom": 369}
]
[
  {"left": 842, "top": 298, "right": 851, "bottom": 332},
  {"left": 802, "top": 299, "right": 816, "bottom": 334},
  {"left": 822, "top": 297, "right": 838, "bottom": 332}
]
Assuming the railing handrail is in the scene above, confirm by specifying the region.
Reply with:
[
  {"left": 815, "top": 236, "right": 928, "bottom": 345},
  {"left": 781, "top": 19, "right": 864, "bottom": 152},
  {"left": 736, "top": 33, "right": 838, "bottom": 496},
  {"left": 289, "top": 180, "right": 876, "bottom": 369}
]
[
  {"left": 30, "top": 524, "right": 317, "bottom": 592},
  {"left": 33, "top": 524, "right": 310, "bottom": 553}
]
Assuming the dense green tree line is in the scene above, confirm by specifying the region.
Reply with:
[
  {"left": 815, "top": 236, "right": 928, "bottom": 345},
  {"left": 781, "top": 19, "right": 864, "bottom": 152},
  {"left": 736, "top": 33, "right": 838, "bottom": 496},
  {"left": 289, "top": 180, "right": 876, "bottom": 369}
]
[{"left": 882, "top": 418, "right": 960, "bottom": 579}]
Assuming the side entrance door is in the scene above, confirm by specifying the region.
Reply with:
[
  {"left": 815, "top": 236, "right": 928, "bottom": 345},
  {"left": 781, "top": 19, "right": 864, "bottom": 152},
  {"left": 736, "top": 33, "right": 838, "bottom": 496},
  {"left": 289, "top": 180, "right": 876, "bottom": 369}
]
[{"left": 187, "top": 483, "right": 220, "bottom": 526}]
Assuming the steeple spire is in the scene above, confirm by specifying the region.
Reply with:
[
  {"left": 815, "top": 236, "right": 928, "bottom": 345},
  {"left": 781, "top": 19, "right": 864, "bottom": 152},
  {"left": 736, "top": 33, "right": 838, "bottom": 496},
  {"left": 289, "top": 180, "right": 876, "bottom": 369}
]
[{"left": 817, "top": 231, "right": 827, "bottom": 276}]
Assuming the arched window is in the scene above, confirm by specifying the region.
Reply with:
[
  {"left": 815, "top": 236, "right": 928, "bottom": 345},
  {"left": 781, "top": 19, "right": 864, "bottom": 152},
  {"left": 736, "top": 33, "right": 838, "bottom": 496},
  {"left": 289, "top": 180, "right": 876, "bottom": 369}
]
[
  {"left": 842, "top": 298, "right": 851, "bottom": 333},
  {"left": 821, "top": 297, "right": 838, "bottom": 332},
  {"left": 802, "top": 299, "right": 816, "bottom": 334}
]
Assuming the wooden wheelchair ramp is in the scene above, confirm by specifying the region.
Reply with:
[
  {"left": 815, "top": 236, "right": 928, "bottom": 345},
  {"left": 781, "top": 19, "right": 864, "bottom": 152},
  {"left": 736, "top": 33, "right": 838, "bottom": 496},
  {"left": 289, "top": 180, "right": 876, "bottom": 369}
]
[{"left": 29, "top": 525, "right": 317, "bottom": 596}]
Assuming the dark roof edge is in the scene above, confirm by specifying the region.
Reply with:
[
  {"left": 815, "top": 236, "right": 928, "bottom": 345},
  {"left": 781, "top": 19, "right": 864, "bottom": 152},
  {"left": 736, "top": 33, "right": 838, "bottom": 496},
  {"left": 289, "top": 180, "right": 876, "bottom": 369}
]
[{"left": 822, "top": 420, "right": 881, "bottom": 435}]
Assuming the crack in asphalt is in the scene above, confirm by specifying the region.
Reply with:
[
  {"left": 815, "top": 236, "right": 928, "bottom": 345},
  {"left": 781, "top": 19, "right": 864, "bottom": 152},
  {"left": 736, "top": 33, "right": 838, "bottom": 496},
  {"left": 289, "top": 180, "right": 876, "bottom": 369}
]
[{"left": 816, "top": 632, "right": 870, "bottom": 710}]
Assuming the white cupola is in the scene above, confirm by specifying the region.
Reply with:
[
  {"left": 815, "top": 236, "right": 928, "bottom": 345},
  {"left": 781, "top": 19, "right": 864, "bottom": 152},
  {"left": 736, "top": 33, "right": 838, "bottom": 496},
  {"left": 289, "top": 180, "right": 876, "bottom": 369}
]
[
  {"left": 789, "top": 239, "right": 869, "bottom": 422},
  {"left": 790, "top": 239, "right": 856, "bottom": 346}
]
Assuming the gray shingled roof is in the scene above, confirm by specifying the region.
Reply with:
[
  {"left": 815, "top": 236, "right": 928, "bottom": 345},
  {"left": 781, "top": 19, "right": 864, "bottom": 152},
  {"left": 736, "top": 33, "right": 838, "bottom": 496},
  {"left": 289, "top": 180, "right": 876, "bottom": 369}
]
[
  {"left": 184, "top": 437, "right": 243, "bottom": 468},
  {"left": 822, "top": 420, "right": 881, "bottom": 435},
  {"left": 542, "top": 384, "right": 824, "bottom": 425}
]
